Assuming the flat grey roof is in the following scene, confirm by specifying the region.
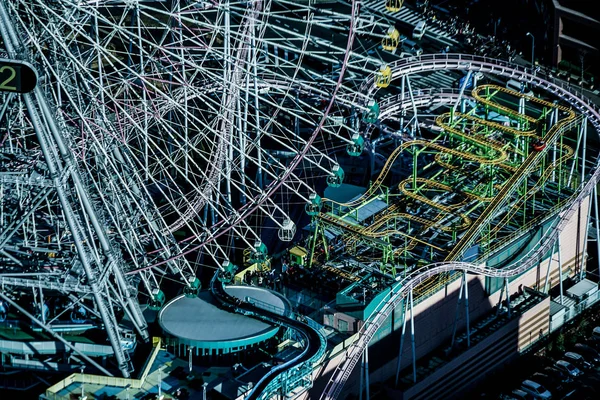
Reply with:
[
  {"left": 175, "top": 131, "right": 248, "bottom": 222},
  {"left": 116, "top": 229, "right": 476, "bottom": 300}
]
[
  {"left": 567, "top": 278, "right": 598, "bottom": 298},
  {"left": 158, "top": 286, "right": 290, "bottom": 349}
]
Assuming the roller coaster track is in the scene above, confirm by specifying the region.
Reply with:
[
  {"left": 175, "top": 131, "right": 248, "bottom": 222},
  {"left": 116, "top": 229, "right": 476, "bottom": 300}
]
[
  {"left": 487, "top": 141, "right": 576, "bottom": 239},
  {"left": 342, "top": 202, "right": 449, "bottom": 255},
  {"left": 334, "top": 120, "right": 572, "bottom": 254},
  {"left": 352, "top": 213, "right": 447, "bottom": 250},
  {"left": 322, "top": 139, "right": 508, "bottom": 209},
  {"left": 209, "top": 273, "right": 326, "bottom": 400},
  {"left": 472, "top": 84, "right": 574, "bottom": 123},
  {"left": 318, "top": 212, "right": 390, "bottom": 249},
  {"left": 446, "top": 110, "right": 538, "bottom": 136},
  {"left": 342, "top": 124, "right": 573, "bottom": 256},
  {"left": 400, "top": 102, "right": 577, "bottom": 301},
  {"left": 444, "top": 108, "right": 577, "bottom": 262},
  {"left": 325, "top": 81, "right": 573, "bottom": 210},
  {"left": 320, "top": 54, "right": 600, "bottom": 399},
  {"left": 397, "top": 179, "right": 472, "bottom": 230}
]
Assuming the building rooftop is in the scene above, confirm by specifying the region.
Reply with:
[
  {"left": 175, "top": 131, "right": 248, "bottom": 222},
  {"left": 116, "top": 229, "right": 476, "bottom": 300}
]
[
  {"left": 566, "top": 278, "right": 598, "bottom": 299},
  {"left": 395, "top": 287, "right": 548, "bottom": 390},
  {"left": 159, "top": 287, "right": 290, "bottom": 349},
  {"left": 42, "top": 339, "right": 213, "bottom": 400}
]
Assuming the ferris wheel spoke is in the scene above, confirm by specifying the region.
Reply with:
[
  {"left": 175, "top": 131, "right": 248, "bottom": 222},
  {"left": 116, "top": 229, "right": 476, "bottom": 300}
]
[{"left": 2, "top": 0, "right": 366, "bottom": 379}]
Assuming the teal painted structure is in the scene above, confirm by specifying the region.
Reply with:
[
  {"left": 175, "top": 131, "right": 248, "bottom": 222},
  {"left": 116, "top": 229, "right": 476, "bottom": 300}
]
[{"left": 159, "top": 287, "right": 291, "bottom": 356}]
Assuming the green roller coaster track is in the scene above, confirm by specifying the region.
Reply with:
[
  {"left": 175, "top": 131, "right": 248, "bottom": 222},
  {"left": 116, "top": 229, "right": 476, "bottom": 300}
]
[{"left": 308, "top": 84, "right": 580, "bottom": 282}]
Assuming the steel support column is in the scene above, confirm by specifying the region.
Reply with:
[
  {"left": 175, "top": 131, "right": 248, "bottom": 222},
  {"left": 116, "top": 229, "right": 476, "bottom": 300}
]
[
  {"left": 450, "top": 272, "right": 465, "bottom": 348},
  {"left": 464, "top": 271, "right": 470, "bottom": 347},
  {"left": 394, "top": 298, "right": 409, "bottom": 388},
  {"left": 410, "top": 288, "right": 416, "bottom": 383},
  {"left": 505, "top": 277, "right": 511, "bottom": 318},
  {"left": 595, "top": 186, "right": 600, "bottom": 280},
  {"left": 581, "top": 192, "right": 593, "bottom": 280},
  {"left": 558, "top": 236, "right": 564, "bottom": 305},
  {"left": 543, "top": 241, "right": 556, "bottom": 293},
  {"left": 359, "top": 346, "right": 370, "bottom": 400}
]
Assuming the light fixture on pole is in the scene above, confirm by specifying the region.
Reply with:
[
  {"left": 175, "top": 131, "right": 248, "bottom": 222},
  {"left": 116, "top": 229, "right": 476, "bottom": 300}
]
[
  {"left": 158, "top": 367, "right": 164, "bottom": 400},
  {"left": 80, "top": 366, "right": 87, "bottom": 400},
  {"left": 526, "top": 32, "right": 535, "bottom": 72},
  {"left": 203, "top": 382, "right": 208, "bottom": 400}
]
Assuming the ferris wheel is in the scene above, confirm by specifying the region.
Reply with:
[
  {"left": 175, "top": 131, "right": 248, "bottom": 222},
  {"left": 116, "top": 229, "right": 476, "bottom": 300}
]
[{"left": 0, "top": 0, "right": 376, "bottom": 376}]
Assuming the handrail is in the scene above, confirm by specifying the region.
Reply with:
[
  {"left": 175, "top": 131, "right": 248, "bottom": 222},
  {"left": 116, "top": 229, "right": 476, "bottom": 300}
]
[{"left": 358, "top": 54, "right": 600, "bottom": 132}]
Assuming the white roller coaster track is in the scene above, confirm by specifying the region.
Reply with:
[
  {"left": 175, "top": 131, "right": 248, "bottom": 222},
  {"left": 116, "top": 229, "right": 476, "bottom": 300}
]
[{"left": 320, "top": 53, "right": 600, "bottom": 399}]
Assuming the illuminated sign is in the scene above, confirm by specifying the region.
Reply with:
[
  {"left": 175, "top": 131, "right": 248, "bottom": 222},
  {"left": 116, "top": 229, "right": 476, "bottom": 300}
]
[{"left": 0, "top": 58, "right": 38, "bottom": 94}]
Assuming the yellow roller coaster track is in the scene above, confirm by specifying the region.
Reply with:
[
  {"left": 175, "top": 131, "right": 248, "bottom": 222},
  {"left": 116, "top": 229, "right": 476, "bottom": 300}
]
[
  {"left": 444, "top": 105, "right": 577, "bottom": 262},
  {"left": 447, "top": 111, "right": 537, "bottom": 137},
  {"left": 323, "top": 139, "right": 508, "bottom": 208},
  {"left": 487, "top": 137, "right": 577, "bottom": 240},
  {"left": 397, "top": 179, "right": 472, "bottom": 229},
  {"left": 343, "top": 206, "right": 449, "bottom": 254},
  {"left": 472, "top": 84, "right": 575, "bottom": 122},
  {"left": 322, "top": 87, "right": 568, "bottom": 210},
  {"left": 413, "top": 85, "right": 578, "bottom": 299},
  {"left": 435, "top": 113, "right": 513, "bottom": 156},
  {"left": 320, "top": 82, "right": 578, "bottom": 285}
]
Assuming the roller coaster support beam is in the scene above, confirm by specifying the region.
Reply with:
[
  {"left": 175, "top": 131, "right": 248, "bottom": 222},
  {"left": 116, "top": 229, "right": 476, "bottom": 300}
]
[
  {"left": 581, "top": 118, "right": 588, "bottom": 184},
  {"left": 581, "top": 192, "right": 593, "bottom": 281},
  {"left": 543, "top": 241, "right": 558, "bottom": 294},
  {"left": 518, "top": 97, "right": 526, "bottom": 131},
  {"left": 396, "top": 288, "right": 417, "bottom": 387},
  {"left": 405, "top": 77, "right": 420, "bottom": 138},
  {"left": 595, "top": 186, "right": 600, "bottom": 281},
  {"left": 567, "top": 122, "right": 584, "bottom": 188},
  {"left": 450, "top": 275, "right": 464, "bottom": 349},
  {"left": 551, "top": 106, "right": 559, "bottom": 181},
  {"left": 450, "top": 270, "right": 471, "bottom": 349},
  {"left": 495, "top": 277, "right": 510, "bottom": 317},
  {"left": 464, "top": 271, "right": 470, "bottom": 347},
  {"left": 452, "top": 71, "right": 472, "bottom": 121},
  {"left": 410, "top": 288, "right": 417, "bottom": 383},
  {"left": 558, "top": 236, "right": 564, "bottom": 305},
  {"left": 394, "top": 297, "right": 409, "bottom": 388},
  {"left": 399, "top": 76, "right": 406, "bottom": 137},
  {"left": 359, "top": 346, "right": 370, "bottom": 400},
  {"left": 498, "top": 278, "right": 510, "bottom": 318},
  {"left": 505, "top": 277, "right": 511, "bottom": 318}
]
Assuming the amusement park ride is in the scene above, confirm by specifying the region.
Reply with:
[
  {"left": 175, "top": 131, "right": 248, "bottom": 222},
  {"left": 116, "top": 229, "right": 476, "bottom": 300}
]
[{"left": 1, "top": 0, "right": 600, "bottom": 399}]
